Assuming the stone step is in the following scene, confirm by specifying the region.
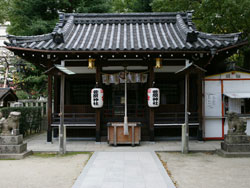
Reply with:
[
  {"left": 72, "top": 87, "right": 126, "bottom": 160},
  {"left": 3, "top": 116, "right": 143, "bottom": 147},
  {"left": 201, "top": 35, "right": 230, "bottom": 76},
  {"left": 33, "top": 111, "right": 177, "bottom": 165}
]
[
  {"left": 0, "top": 150, "right": 32, "bottom": 160},
  {"left": 217, "top": 149, "right": 250, "bottom": 158}
]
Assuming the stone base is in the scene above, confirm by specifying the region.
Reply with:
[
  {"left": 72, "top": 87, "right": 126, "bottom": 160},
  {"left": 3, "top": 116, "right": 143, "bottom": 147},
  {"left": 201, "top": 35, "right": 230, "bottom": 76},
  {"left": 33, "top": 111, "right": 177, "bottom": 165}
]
[
  {"left": 0, "top": 135, "right": 23, "bottom": 145},
  {"left": 224, "top": 134, "right": 250, "bottom": 144},
  {"left": 0, "top": 143, "right": 27, "bottom": 153},
  {"left": 0, "top": 150, "right": 32, "bottom": 160},
  {"left": 0, "top": 134, "right": 30, "bottom": 159},
  {"left": 217, "top": 149, "right": 250, "bottom": 158},
  {"left": 221, "top": 142, "right": 250, "bottom": 152}
]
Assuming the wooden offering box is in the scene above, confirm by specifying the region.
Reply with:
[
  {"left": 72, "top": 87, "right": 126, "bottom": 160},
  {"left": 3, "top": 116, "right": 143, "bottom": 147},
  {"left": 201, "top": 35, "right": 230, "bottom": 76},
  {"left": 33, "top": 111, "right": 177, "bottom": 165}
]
[{"left": 107, "top": 122, "right": 141, "bottom": 146}]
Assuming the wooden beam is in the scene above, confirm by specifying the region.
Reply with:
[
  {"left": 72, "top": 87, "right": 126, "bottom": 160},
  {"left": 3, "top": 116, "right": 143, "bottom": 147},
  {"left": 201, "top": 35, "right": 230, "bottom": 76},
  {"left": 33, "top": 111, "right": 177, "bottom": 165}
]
[
  {"left": 95, "top": 64, "right": 101, "bottom": 142},
  {"left": 149, "top": 64, "right": 155, "bottom": 141},
  {"left": 47, "top": 64, "right": 53, "bottom": 142}
]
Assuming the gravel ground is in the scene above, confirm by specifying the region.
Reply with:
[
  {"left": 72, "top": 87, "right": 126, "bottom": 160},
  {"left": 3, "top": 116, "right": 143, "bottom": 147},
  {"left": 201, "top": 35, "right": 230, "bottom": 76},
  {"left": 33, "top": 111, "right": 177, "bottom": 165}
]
[
  {"left": 158, "top": 152, "right": 250, "bottom": 188},
  {"left": 0, "top": 153, "right": 90, "bottom": 188}
]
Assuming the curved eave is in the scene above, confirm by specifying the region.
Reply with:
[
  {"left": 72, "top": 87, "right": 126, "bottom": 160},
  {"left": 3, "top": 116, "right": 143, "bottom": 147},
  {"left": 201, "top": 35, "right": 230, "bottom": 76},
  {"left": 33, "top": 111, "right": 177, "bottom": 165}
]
[
  {"left": 3, "top": 45, "right": 211, "bottom": 54},
  {"left": 216, "top": 40, "right": 248, "bottom": 53},
  {"left": 5, "top": 40, "right": 248, "bottom": 55}
]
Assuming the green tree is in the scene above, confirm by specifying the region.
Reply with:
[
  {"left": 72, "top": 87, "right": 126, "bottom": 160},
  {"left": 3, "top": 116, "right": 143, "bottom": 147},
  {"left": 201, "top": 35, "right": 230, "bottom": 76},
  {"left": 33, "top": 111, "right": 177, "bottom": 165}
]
[
  {"left": 152, "top": 0, "right": 250, "bottom": 35},
  {"left": 151, "top": 0, "right": 200, "bottom": 13},
  {"left": 197, "top": 0, "right": 250, "bottom": 35},
  {"left": 131, "top": 0, "right": 152, "bottom": 12},
  {"left": 76, "top": 0, "right": 111, "bottom": 13},
  {"left": 112, "top": 0, "right": 132, "bottom": 12},
  {"left": 7, "top": 0, "right": 111, "bottom": 35},
  {"left": 152, "top": 0, "right": 250, "bottom": 68},
  {"left": 112, "top": 0, "right": 152, "bottom": 13},
  {"left": 0, "top": 0, "right": 10, "bottom": 23},
  {"left": 13, "top": 59, "right": 47, "bottom": 99}
]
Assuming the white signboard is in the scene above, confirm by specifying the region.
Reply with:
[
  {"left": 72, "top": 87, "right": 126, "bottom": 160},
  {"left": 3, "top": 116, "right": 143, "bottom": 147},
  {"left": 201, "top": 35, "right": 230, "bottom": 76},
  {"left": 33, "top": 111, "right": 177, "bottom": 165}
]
[{"left": 205, "top": 81, "right": 222, "bottom": 117}]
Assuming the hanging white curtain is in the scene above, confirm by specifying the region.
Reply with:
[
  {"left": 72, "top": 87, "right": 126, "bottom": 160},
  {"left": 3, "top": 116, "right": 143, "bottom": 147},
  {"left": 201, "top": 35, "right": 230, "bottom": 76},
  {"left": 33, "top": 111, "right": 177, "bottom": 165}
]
[{"left": 102, "top": 72, "right": 148, "bottom": 84}]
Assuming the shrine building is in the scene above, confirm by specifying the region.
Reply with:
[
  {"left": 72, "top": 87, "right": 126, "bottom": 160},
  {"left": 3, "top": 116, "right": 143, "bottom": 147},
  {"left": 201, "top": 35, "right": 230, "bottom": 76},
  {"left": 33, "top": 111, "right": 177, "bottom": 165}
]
[{"left": 4, "top": 11, "right": 248, "bottom": 142}]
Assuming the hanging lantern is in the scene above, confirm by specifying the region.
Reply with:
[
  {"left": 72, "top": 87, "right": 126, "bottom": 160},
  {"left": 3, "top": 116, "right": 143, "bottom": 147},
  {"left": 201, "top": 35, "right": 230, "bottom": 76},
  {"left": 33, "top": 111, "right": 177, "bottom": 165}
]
[
  {"left": 88, "top": 58, "right": 95, "bottom": 69},
  {"left": 155, "top": 58, "right": 162, "bottom": 69},
  {"left": 91, "top": 88, "right": 104, "bottom": 108},
  {"left": 147, "top": 88, "right": 160, "bottom": 107}
]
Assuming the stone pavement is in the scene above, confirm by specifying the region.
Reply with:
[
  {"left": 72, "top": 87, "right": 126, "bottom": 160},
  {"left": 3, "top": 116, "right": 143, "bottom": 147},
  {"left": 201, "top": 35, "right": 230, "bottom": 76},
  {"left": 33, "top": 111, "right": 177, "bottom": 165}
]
[
  {"left": 25, "top": 133, "right": 221, "bottom": 152},
  {"left": 24, "top": 133, "right": 221, "bottom": 188},
  {"left": 72, "top": 151, "right": 176, "bottom": 188}
]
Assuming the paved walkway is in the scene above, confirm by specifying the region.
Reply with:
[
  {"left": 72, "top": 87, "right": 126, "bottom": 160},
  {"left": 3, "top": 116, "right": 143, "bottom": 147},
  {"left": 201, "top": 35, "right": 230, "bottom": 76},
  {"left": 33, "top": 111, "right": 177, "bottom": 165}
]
[
  {"left": 72, "top": 151, "right": 175, "bottom": 188},
  {"left": 24, "top": 133, "right": 222, "bottom": 188},
  {"left": 25, "top": 133, "right": 221, "bottom": 152}
]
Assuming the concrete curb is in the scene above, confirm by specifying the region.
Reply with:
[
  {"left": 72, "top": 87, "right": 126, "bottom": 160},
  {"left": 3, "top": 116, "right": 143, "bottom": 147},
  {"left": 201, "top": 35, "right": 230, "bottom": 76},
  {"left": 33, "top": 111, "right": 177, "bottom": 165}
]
[
  {"left": 151, "top": 151, "right": 176, "bottom": 188},
  {"left": 72, "top": 152, "right": 98, "bottom": 188}
]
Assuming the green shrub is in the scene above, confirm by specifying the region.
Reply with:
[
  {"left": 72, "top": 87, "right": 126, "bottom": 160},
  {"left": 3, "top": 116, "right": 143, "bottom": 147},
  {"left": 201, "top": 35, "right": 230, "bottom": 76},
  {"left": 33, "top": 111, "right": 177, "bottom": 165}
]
[
  {"left": 0, "top": 107, "right": 42, "bottom": 136},
  {"left": 15, "top": 90, "right": 30, "bottom": 100}
]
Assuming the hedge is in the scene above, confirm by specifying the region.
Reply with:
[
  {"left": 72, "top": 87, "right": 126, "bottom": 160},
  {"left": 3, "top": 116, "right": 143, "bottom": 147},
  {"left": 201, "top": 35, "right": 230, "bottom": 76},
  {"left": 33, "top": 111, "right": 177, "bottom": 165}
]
[{"left": 0, "top": 107, "right": 42, "bottom": 136}]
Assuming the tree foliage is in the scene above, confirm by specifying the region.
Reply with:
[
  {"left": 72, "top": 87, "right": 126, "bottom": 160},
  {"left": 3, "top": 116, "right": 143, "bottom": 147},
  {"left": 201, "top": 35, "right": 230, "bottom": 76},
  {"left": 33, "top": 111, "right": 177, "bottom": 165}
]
[
  {"left": 151, "top": 0, "right": 200, "bottom": 13},
  {"left": 76, "top": 0, "right": 111, "bottom": 13},
  {"left": 197, "top": 0, "right": 250, "bottom": 35},
  {"left": 13, "top": 59, "right": 47, "bottom": 99},
  {"left": 151, "top": 0, "right": 250, "bottom": 36},
  {"left": 152, "top": 0, "right": 250, "bottom": 68},
  {"left": 0, "top": 0, "right": 10, "bottom": 23},
  {"left": 7, "top": 0, "right": 111, "bottom": 36},
  {"left": 112, "top": 0, "right": 152, "bottom": 13}
]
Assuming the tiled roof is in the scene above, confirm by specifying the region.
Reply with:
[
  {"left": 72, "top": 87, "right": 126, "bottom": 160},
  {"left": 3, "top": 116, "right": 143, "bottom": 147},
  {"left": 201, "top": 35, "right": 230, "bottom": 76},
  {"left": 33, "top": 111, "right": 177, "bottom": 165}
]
[
  {"left": 0, "top": 88, "right": 18, "bottom": 101},
  {"left": 5, "top": 12, "right": 243, "bottom": 52}
]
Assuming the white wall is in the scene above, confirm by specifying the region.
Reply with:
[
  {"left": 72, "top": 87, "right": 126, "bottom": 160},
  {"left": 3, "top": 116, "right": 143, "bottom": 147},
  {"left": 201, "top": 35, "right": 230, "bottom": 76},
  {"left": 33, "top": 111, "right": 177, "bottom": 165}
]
[
  {"left": 224, "top": 80, "right": 250, "bottom": 93},
  {"left": 205, "top": 119, "right": 223, "bottom": 138}
]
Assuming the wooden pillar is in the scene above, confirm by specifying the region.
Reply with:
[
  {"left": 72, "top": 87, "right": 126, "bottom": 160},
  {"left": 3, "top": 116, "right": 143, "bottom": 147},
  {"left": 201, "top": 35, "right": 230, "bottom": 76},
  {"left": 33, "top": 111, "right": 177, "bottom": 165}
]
[
  {"left": 95, "top": 64, "right": 101, "bottom": 142},
  {"left": 47, "top": 71, "right": 53, "bottom": 142},
  {"left": 197, "top": 72, "right": 204, "bottom": 140},
  {"left": 59, "top": 73, "right": 66, "bottom": 154},
  {"left": 53, "top": 76, "right": 58, "bottom": 114},
  {"left": 149, "top": 64, "right": 155, "bottom": 141}
]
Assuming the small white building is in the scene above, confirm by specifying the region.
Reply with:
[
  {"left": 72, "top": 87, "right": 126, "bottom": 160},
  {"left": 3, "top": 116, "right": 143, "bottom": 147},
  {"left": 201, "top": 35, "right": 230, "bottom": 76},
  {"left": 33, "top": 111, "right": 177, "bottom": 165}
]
[{"left": 204, "top": 70, "right": 250, "bottom": 140}]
